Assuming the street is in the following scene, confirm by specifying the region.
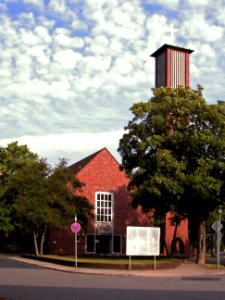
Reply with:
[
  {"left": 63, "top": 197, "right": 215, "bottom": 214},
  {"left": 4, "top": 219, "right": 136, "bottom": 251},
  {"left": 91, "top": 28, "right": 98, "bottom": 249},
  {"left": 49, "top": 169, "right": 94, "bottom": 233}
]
[{"left": 0, "top": 256, "right": 225, "bottom": 300}]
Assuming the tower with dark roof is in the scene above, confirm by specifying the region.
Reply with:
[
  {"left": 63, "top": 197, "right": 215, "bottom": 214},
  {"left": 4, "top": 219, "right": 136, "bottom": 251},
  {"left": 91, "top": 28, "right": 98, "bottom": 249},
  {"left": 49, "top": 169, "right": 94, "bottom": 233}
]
[{"left": 151, "top": 44, "right": 194, "bottom": 88}]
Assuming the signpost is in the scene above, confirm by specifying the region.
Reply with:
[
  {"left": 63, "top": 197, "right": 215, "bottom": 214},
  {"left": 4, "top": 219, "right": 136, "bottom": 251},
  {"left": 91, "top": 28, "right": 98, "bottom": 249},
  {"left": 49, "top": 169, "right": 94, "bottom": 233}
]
[
  {"left": 71, "top": 215, "right": 81, "bottom": 268},
  {"left": 212, "top": 221, "right": 223, "bottom": 269}
]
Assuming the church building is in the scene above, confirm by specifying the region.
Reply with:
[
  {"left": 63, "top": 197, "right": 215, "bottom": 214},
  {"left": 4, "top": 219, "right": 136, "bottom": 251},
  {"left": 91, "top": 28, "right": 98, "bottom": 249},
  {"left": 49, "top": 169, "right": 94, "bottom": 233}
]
[
  {"left": 49, "top": 148, "right": 153, "bottom": 255},
  {"left": 49, "top": 43, "right": 194, "bottom": 256}
]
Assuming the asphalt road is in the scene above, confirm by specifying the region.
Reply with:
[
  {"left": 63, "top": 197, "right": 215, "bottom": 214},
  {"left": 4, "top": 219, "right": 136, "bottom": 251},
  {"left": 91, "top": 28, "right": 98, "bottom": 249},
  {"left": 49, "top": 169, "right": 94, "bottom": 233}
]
[{"left": 0, "top": 256, "right": 225, "bottom": 300}]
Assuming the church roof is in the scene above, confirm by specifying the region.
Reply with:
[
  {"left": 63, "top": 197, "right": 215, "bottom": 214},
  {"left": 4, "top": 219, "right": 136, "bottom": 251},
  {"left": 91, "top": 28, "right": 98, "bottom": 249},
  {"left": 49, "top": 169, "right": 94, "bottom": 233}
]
[
  {"left": 151, "top": 44, "right": 194, "bottom": 57},
  {"left": 69, "top": 147, "right": 118, "bottom": 174}
]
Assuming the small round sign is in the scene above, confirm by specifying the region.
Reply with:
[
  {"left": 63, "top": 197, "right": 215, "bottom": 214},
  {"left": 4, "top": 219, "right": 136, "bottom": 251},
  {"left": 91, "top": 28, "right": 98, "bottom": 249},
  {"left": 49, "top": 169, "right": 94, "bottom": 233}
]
[{"left": 71, "top": 222, "right": 81, "bottom": 233}]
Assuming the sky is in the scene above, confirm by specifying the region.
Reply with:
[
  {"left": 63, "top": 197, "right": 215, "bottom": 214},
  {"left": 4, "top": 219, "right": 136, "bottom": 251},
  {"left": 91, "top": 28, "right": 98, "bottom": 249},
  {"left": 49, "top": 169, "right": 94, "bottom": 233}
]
[{"left": 0, "top": 0, "right": 225, "bottom": 166}]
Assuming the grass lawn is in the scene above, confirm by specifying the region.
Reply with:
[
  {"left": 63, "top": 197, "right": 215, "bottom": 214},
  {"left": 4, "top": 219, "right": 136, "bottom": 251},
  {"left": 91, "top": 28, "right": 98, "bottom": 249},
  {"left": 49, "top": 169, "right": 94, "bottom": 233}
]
[
  {"left": 205, "top": 263, "right": 225, "bottom": 270},
  {"left": 39, "top": 255, "right": 178, "bottom": 265}
]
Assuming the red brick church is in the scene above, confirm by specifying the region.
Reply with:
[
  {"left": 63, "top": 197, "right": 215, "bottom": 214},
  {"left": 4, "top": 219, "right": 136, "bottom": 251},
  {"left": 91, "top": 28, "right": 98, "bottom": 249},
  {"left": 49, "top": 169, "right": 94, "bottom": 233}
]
[
  {"left": 50, "top": 148, "right": 153, "bottom": 255},
  {"left": 49, "top": 43, "right": 193, "bottom": 256}
]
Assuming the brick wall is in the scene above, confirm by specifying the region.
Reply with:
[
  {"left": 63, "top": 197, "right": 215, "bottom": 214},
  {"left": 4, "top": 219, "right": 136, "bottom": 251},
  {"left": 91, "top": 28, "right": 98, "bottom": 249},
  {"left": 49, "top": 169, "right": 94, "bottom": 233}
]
[{"left": 49, "top": 148, "right": 189, "bottom": 256}]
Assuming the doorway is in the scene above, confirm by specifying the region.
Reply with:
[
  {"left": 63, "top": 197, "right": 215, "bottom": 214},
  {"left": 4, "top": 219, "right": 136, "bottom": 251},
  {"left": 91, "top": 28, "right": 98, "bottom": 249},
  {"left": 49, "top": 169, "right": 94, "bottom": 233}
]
[{"left": 95, "top": 235, "right": 112, "bottom": 254}]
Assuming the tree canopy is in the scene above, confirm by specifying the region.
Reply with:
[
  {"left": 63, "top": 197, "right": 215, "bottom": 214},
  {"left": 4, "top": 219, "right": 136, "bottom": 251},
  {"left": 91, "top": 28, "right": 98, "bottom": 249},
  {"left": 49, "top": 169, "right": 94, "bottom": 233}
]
[
  {"left": 0, "top": 143, "right": 93, "bottom": 255},
  {"left": 118, "top": 86, "right": 225, "bottom": 263},
  {"left": 9, "top": 158, "right": 93, "bottom": 255},
  {"left": 0, "top": 142, "right": 37, "bottom": 233}
]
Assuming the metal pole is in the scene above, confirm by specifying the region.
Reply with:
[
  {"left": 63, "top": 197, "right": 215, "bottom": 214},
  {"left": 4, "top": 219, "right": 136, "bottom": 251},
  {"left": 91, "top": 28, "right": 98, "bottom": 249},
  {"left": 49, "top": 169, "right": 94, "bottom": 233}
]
[
  {"left": 217, "top": 230, "right": 220, "bottom": 270},
  {"left": 154, "top": 255, "right": 157, "bottom": 270},
  {"left": 129, "top": 256, "right": 131, "bottom": 270},
  {"left": 75, "top": 214, "right": 77, "bottom": 268},
  {"left": 217, "top": 211, "right": 222, "bottom": 270}
]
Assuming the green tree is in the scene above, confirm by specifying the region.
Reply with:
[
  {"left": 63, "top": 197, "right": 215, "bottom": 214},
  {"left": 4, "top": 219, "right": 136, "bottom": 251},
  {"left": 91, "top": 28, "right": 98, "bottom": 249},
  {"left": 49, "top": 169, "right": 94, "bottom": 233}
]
[
  {"left": 0, "top": 142, "right": 37, "bottom": 234},
  {"left": 118, "top": 86, "right": 225, "bottom": 264},
  {"left": 0, "top": 141, "right": 37, "bottom": 177},
  {"left": 9, "top": 158, "right": 93, "bottom": 255}
]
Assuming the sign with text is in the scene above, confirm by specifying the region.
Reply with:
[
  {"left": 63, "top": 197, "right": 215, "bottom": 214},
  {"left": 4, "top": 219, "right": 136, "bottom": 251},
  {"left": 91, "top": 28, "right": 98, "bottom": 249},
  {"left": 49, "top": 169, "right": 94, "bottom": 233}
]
[{"left": 126, "top": 226, "right": 160, "bottom": 256}]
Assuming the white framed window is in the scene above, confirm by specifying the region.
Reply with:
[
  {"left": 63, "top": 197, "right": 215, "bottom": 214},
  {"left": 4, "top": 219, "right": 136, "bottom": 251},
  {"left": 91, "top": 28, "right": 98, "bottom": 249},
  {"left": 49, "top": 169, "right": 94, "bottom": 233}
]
[{"left": 95, "top": 192, "right": 113, "bottom": 222}]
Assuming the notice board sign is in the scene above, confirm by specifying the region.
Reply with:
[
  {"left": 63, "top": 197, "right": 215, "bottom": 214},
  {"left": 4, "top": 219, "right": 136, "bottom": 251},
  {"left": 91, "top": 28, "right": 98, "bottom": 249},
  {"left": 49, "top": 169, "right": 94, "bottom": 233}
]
[{"left": 126, "top": 226, "right": 160, "bottom": 256}]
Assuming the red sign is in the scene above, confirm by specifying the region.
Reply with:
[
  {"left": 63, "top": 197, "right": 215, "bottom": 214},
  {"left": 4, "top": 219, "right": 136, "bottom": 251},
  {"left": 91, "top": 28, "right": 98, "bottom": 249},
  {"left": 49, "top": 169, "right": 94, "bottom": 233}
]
[{"left": 71, "top": 222, "right": 81, "bottom": 233}]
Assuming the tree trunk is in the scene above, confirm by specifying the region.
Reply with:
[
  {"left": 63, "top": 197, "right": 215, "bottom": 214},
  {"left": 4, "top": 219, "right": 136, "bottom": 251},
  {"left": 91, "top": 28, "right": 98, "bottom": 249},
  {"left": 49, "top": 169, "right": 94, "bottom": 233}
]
[
  {"left": 40, "top": 227, "right": 46, "bottom": 255},
  {"left": 196, "top": 220, "right": 206, "bottom": 264},
  {"left": 33, "top": 231, "right": 39, "bottom": 256}
]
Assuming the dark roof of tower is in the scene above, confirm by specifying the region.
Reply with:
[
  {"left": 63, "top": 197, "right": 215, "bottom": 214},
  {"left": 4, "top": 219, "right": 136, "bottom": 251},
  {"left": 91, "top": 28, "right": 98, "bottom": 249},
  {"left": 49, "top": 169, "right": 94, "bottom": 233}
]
[{"left": 151, "top": 44, "right": 194, "bottom": 57}]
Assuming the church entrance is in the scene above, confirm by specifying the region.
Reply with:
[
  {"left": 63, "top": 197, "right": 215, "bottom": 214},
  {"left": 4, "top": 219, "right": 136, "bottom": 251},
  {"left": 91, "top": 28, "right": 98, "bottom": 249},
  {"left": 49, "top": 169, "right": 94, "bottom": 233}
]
[
  {"left": 86, "top": 234, "right": 121, "bottom": 254},
  {"left": 95, "top": 235, "right": 112, "bottom": 254}
]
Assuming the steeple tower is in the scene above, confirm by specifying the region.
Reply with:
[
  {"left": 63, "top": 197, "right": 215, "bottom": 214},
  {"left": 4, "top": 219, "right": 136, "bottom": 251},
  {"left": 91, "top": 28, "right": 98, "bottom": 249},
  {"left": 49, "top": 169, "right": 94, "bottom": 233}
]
[{"left": 151, "top": 44, "right": 194, "bottom": 88}]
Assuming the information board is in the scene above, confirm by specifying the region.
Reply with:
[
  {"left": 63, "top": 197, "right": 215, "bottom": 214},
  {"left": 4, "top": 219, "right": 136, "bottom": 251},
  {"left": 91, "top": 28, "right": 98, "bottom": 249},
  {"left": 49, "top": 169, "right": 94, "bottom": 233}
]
[{"left": 126, "top": 226, "right": 160, "bottom": 256}]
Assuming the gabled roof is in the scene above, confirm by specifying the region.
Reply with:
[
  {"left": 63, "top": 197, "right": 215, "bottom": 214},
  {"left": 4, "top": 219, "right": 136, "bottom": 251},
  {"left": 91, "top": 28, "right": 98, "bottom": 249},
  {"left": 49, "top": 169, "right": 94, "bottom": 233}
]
[{"left": 69, "top": 147, "right": 118, "bottom": 174}]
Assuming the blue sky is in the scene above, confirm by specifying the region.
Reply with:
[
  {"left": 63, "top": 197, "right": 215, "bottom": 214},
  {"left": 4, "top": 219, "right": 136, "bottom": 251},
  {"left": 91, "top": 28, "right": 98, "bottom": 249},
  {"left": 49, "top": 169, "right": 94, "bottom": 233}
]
[{"left": 0, "top": 0, "right": 225, "bottom": 165}]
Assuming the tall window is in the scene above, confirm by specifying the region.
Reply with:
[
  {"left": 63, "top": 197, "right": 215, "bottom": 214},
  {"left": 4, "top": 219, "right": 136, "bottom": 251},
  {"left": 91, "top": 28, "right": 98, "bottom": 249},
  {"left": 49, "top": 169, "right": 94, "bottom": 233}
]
[{"left": 96, "top": 192, "right": 113, "bottom": 222}]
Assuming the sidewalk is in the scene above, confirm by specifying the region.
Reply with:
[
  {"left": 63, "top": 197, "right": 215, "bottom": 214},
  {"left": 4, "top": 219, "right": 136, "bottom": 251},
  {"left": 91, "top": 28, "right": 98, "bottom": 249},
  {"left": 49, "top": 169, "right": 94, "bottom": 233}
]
[{"left": 7, "top": 255, "right": 225, "bottom": 277}]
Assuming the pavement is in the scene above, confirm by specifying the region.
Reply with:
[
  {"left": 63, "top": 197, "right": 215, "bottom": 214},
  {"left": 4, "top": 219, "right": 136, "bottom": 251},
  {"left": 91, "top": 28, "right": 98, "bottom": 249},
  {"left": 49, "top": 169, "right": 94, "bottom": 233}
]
[{"left": 6, "top": 255, "right": 225, "bottom": 277}]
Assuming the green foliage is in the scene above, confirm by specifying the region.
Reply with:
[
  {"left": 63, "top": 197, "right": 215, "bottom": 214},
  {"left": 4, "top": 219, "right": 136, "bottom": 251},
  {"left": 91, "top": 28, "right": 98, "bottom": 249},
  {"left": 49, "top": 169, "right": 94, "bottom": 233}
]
[
  {"left": 0, "top": 141, "right": 37, "bottom": 178},
  {"left": 10, "top": 159, "right": 51, "bottom": 232},
  {"left": 0, "top": 143, "right": 93, "bottom": 255},
  {"left": 0, "top": 142, "right": 38, "bottom": 233},
  {"left": 0, "top": 201, "right": 14, "bottom": 232},
  {"left": 118, "top": 86, "right": 225, "bottom": 232},
  {"left": 7, "top": 158, "right": 93, "bottom": 254}
]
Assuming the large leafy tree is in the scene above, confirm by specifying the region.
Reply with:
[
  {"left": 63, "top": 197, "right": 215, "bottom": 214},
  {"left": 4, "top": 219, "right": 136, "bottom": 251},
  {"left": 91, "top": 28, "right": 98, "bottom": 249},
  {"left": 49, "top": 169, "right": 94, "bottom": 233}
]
[
  {"left": 8, "top": 158, "right": 93, "bottom": 255},
  {"left": 118, "top": 86, "right": 225, "bottom": 264},
  {"left": 0, "top": 142, "right": 37, "bottom": 234}
]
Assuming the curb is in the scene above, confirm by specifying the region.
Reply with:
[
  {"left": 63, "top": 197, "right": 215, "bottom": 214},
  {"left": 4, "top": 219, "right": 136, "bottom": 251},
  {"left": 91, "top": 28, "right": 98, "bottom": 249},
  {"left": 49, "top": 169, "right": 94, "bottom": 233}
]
[{"left": 6, "top": 255, "right": 225, "bottom": 278}]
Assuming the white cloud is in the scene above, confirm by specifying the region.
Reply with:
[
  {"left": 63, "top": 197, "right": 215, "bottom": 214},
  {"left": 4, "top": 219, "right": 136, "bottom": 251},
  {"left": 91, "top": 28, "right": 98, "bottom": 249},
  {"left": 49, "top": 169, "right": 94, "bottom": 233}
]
[
  {"left": 48, "top": 0, "right": 67, "bottom": 14},
  {"left": 217, "top": 7, "right": 225, "bottom": 25},
  {"left": 18, "top": 12, "right": 36, "bottom": 27},
  {"left": 54, "top": 33, "right": 72, "bottom": 47},
  {"left": 0, "top": 0, "right": 225, "bottom": 165},
  {"left": 184, "top": 16, "right": 223, "bottom": 42},
  {"left": 0, "top": 130, "right": 124, "bottom": 165},
  {"left": 22, "top": 0, "right": 45, "bottom": 9},
  {"left": 53, "top": 49, "right": 82, "bottom": 69},
  {"left": 112, "top": 57, "right": 133, "bottom": 75},
  {"left": 110, "top": 40, "right": 123, "bottom": 52},
  {"left": 185, "top": 0, "right": 212, "bottom": 6},
  {"left": 146, "top": 14, "right": 173, "bottom": 46},
  {"left": 84, "top": 55, "right": 111, "bottom": 71},
  {"left": 20, "top": 28, "right": 40, "bottom": 45},
  {"left": 34, "top": 26, "right": 52, "bottom": 43}
]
